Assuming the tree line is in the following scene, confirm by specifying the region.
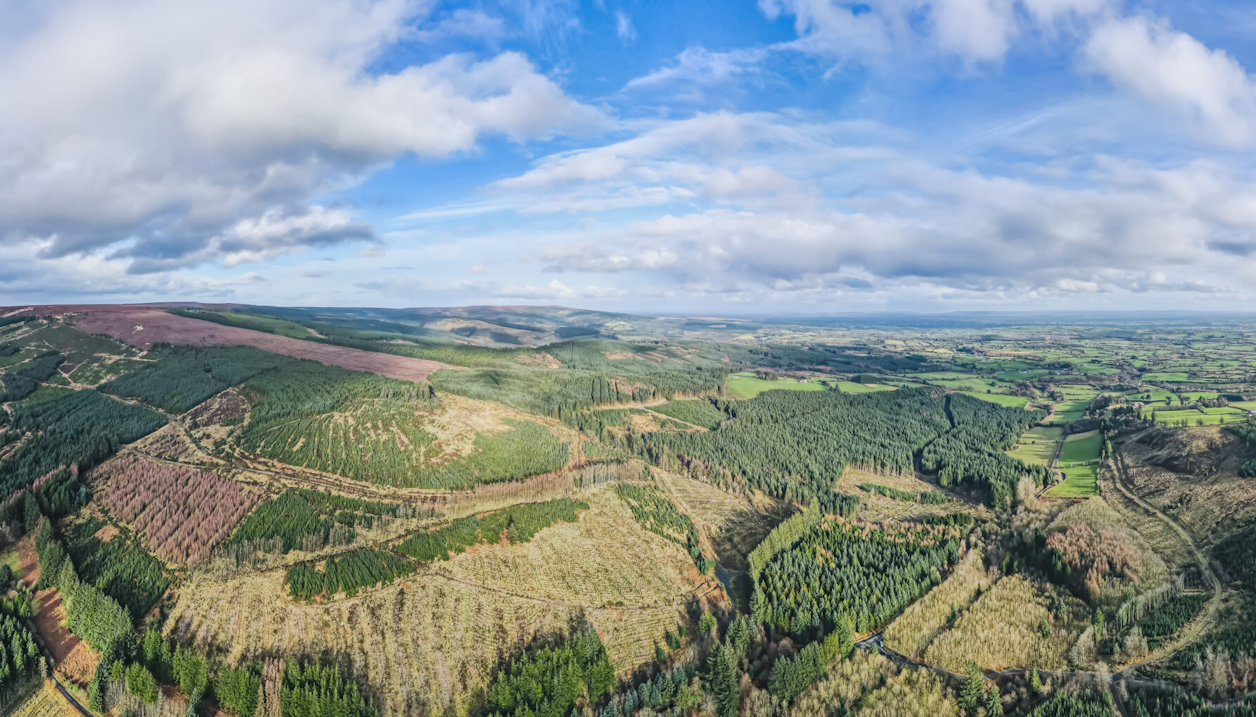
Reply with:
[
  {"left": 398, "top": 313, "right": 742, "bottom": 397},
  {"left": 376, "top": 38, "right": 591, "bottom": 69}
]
[
  {"left": 286, "top": 548, "right": 416, "bottom": 601},
  {"left": 395, "top": 498, "right": 588, "bottom": 563},
  {"left": 616, "top": 482, "right": 713, "bottom": 573}
]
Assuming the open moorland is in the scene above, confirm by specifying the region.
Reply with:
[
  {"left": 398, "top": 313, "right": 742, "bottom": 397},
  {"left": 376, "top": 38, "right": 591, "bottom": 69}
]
[{"left": 4, "top": 305, "right": 1256, "bottom": 717}]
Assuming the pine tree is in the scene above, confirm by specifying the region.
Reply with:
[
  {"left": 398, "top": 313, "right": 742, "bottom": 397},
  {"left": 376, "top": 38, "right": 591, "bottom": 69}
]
[
  {"left": 726, "top": 615, "right": 750, "bottom": 660},
  {"left": 822, "top": 613, "right": 854, "bottom": 661},
  {"left": 984, "top": 684, "right": 1003, "bottom": 716},
  {"left": 959, "top": 662, "right": 984, "bottom": 715},
  {"left": 1030, "top": 669, "right": 1043, "bottom": 695},
  {"left": 706, "top": 641, "right": 739, "bottom": 717},
  {"left": 23, "top": 492, "right": 39, "bottom": 534},
  {"left": 699, "top": 611, "right": 716, "bottom": 637}
]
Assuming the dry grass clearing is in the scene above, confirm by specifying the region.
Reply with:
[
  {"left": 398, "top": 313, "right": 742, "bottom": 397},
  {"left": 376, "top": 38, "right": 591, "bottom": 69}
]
[
  {"left": 923, "top": 575, "right": 1089, "bottom": 672},
  {"left": 166, "top": 486, "right": 713, "bottom": 717},
  {"left": 884, "top": 546, "right": 995, "bottom": 660},
  {"left": 1116, "top": 427, "right": 1256, "bottom": 545},
  {"left": 656, "top": 471, "right": 753, "bottom": 528},
  {"left": 128, "top": 422, "right": 220, "bottom": 466},
  {"left": 787, "top": 651, "right": 960, "bottom": 717},
  {"left": 8, "top": 682, "right": 73, "bottom": 717},
  {"left": 837, "top": 468, "right": 970, "bottom": 523},
  {"left": 655, "top": 471, "right": 783, "bottom": 572},
  {"left": 444, "top": 488, "right": 708, "bottom": 608},
  {"left": 1096, "top": 463, "right": 1192, "bottom": 569},
  {"left": 169, "top": 568, "right": 575, "bottom": 717}
]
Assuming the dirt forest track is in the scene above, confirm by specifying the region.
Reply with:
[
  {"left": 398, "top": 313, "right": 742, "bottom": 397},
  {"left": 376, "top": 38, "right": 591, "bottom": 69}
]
[
  {"left": 4, "top": 304, "right": 457, "bottom": 383},
  {"left": 1109, "top": 451, "right": 1225, "bottom": 671}
]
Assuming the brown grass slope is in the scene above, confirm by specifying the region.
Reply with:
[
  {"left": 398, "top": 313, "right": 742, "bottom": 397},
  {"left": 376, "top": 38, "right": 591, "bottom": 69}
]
[{"left": 1116, "top": 426, "right": 1256, "bottom": 544}]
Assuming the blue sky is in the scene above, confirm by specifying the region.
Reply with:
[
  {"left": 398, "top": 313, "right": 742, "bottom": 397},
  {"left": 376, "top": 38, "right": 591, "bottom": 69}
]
[{"left": 2, "top": 0, "right": 1256, "bottom": 313}]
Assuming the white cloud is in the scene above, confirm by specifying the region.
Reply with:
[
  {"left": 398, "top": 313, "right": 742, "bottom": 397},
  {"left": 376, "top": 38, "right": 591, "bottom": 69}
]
[
  {"left": 0, "top": 0, "right": 603, "bottom": 271},
  {"left": 1084, "top": 15, "right": 1256, "bottom": 146},
  {"left": 414, "top": 9, "right": 509, "bottom": 42},
  {"left": 615, "top": 11, "right": 636, "bottom": 45},
  {"left": 514, "top": 112, "right": 1256, "bottom": 299},
  {"left": 930, "top": 0, "right": 1017, "bottom": 63},
  {"left": 623, "top": 46, "right": 769, "bottom": 91},
  {"left": 750, "top": 1, "right": 1256, "bottom": 147},
  {"left": 1019, "top": 0, "right": 1113, "bottom": 25},
  {"left": 495, "top": 279, "right": 626, "bottom": 302},
  {"left": 488, "top": 112, "right": 823, "bottom": 214}
]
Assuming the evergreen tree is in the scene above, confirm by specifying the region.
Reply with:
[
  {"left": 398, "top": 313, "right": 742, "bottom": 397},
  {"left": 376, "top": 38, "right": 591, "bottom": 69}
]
[
  {"left": 706, "top": 641, "right": 739, "bottom": 717},
  {"left": 984, "top": 684, "right": 1003, "bottom": 716},
  {"left": 823, "top": 614, "right": 854, "bottom": 661},
  {"left": 960, "top": 662, "right": 984, "bottom": 715},
  {"left": 1030, "top": 669, "right": 1043, "bottom": 695},
  {"left": 726, "top": 615, "right": 751, "bottom": 660},
  {"left": 127, "top": 662, "right": 159, "bottom": 704},
  {"left": 22, "top": 492, "right": 39, "bottom": 534}
]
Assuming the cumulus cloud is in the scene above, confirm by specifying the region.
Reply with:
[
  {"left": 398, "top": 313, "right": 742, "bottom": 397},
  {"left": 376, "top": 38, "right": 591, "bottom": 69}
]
[
  {"left": 0, "top": 0, "right": 602, "bottom": 271},
  {"left": 748, "top": 1, "right": 1256, "bottom": 146},
  {"left": 506, "top": 110, "right": 1256, "bottom": 300},
  {"left": 1084, "top": 16, "right": 1256, "bottom": 146},
  {"left": 930, "top": 0, "right": 1018, "bottom": 63}
]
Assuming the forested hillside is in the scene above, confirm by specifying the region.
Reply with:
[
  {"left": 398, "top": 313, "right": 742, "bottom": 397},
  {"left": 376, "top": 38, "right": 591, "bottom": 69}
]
[{"left": 6, "top": 307, "right": 1256, "bottom": 717}]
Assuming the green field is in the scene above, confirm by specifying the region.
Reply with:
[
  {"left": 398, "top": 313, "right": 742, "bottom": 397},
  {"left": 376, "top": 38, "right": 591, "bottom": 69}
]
[
  {"left": 1182, "top": 391, "right": 1222, "bottom": 401},
  {"left": 725, "top": 372, "right": 827, "bottom": 398},
  {"left": 1048, "top": 400, "right": 1089, "bottom": 424},
  {"left": 1047, "top": 463, "right": 1098, "bottom": 497},
  {"left": 1007, "top": 425, "right": 1062, "bottom": 466},
  {"left": 928, "top": 378, "right": 1001, "bottom": 392},
  {"left": 1153, "top": 412, "right": 1245, "bottom": 427},
  {"left": 1126, "top": 387, "right": 1176, "bottom": 402},
  {"left": 1048, "top": 430, "right": 1102, "bottom": 497},
  {"left": 1143, "top": 372, "right": 1191, "bottom": 382},
  {"left": 968, "top": 392, "right": 1030, "bottom": 408},
  {"left": 996, "top": 370, "right": 1047, "bottom": 381},
  {"left": 1058, "top": 430, "right": 1101, "bottom": 462}
]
